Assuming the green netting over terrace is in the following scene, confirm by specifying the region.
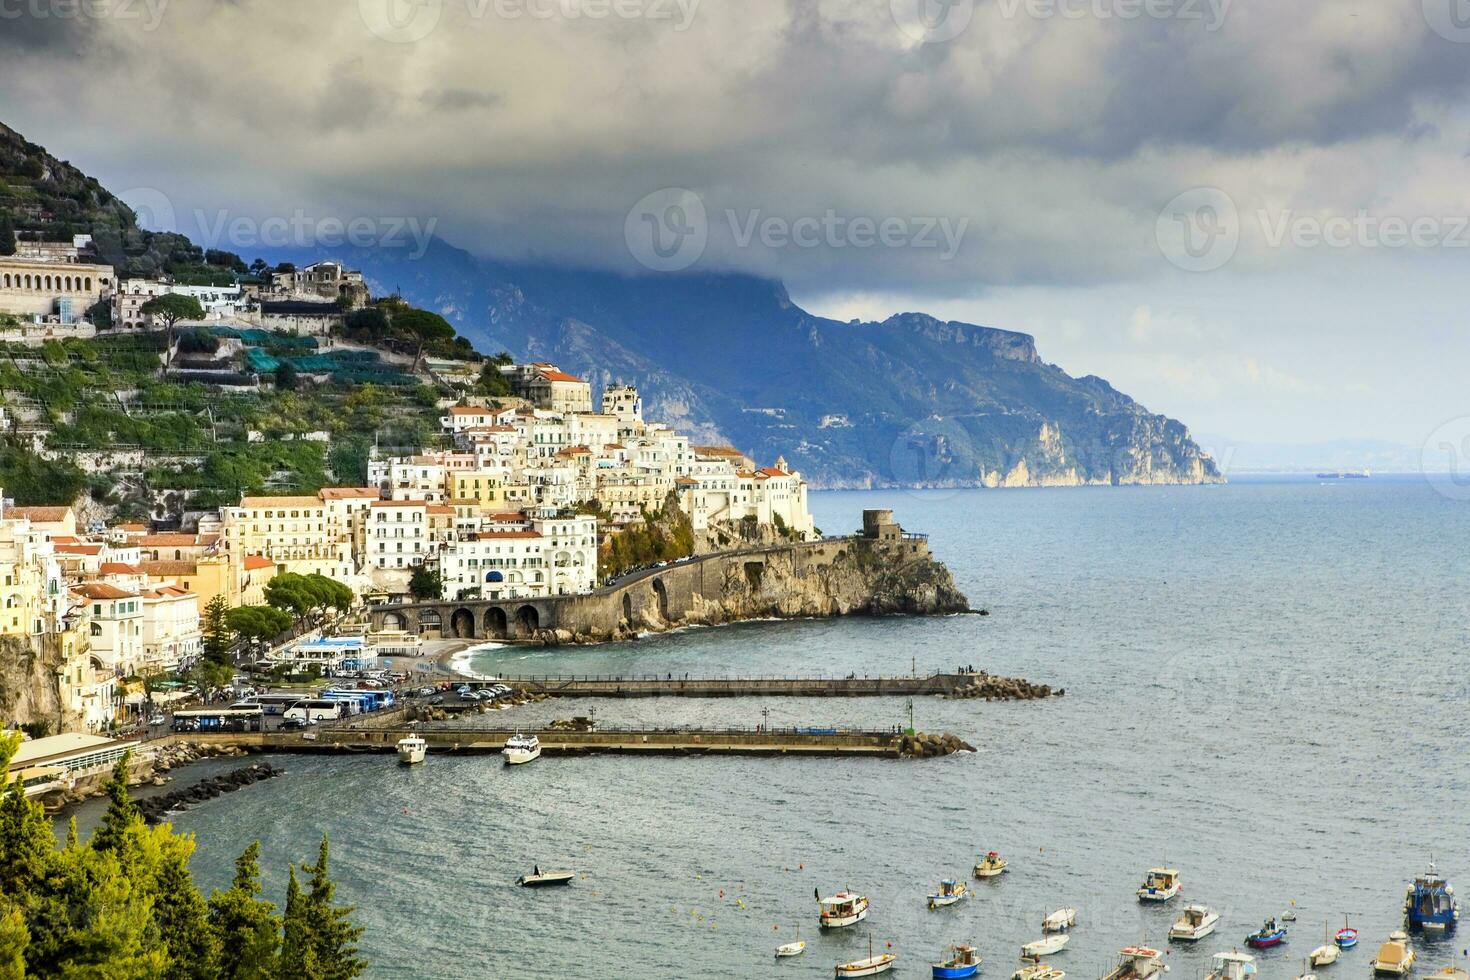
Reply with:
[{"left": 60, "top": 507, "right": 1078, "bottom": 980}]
[
  {"left": 210, "top": 327, "right": 319, "bottom": 349},
  {"left": 243, "top": 347, "right": 416, "bottom": 385}
]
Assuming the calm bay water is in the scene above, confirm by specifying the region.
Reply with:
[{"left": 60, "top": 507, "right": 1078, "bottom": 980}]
[{"left": 72, "top": 477, "right": 1470, "bottom": 977}]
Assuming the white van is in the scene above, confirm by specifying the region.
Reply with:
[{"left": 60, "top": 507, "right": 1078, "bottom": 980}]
[{"left": 283, "top": 699, "right": 344, "bottom": 725}]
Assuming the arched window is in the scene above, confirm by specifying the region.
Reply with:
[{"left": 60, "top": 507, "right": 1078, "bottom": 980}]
[
  {"left": 90, "top": 623, "right": 102, "bottom": 637},
  {"left": 84, "top": 277, "right": 92, "bottom": 291}
]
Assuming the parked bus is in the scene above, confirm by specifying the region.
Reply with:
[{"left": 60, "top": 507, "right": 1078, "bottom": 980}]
[
  {"left": 172, "top": 708, "right": 266, "bottom": 733},
  {"left": 233, "top": 692, "right": 319, "bottom": 716},
  {"left": 283, "top": 700, "right": 345, "bottom": 725}
]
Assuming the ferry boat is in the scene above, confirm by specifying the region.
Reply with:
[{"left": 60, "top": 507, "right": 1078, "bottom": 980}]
[
  {"left": 1042, "top": 907, "right": 1077, "bottom": 933},
  {"left": 1022, "top": 934, "right": 1069, "bottom": 958},
  {"left": 1246, "top": 918, "right": 1288, "bottom": 948},
  {"left": 928, "top": 878, "right": 969, "bottom": 909},
  {"left": 818, "top": 890, "right": 870, "bottom": 929},
  {"left": 932, "top": 944, "right": 981, "bottom": 979},
  {"left": 502, "top": 732, "right": 541, "bottom": 765},
  {"left": 974, "top": 851, "right": 1008, "bottom": 878},
  {"left": 1405, "top": 862, "right": 1460, "bottom": 930},
  {"left": 1138, "top": 868, "right": 1182, "bottom": 902},
  {"left": 1013, "top": 965, "right": 1065, "bottom": 980},
  {"left": 1206, "top": 951, "right": 1258, "bottom": 980},
  {"left": 1169, "top": 904, "right": 1220, "bottom": 942},
  {"left": 1100, "top": 945, "right": 1168, "bottom": 980},
  {"left": 835, "top": 936, "right": 895, "bottom": 978},
  {"left": 1370, "top": 931, "right": 1415, "bottom": 975},
  {"left": 395, "top": 735, "right": 426, "bottom": 765}
]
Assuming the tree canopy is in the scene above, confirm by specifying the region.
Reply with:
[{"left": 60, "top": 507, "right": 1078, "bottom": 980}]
[
  {"left": 139, "top": 293, "right": 206, "bottom": 328},
  {"left": 264, "top": 573, "right": 354, "bottom": 618}
]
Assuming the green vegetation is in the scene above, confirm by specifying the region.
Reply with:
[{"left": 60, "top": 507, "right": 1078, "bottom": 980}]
[
  {"left": 264, "top": 573, "right": 354, "bottom": 619},
  {"left": 342, "top": 297, "right": 479, "bottom": 363},
  {"left": 224, "top": 605, "right": 293, "bottom": 643},
  {"left": 599, "top": 494, "right": 695, "bottom": 579},
  {"left": 408, "top": 566, "right": 443, "bottom": 600},
  {"left": 0, "top": 740, "right": 367, "bottom": 978},
  {"left": 0, "top": 442, "right": 86, "bottom": 506}
]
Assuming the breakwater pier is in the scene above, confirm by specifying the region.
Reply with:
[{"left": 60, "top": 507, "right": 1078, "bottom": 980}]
[{"left": 450, "top": 671, "right": 1060, "bottom": 700}]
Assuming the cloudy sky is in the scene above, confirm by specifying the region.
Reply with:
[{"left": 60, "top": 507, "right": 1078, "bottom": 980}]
[{"left": 3, "top": 0, "right": 1469, "bottom": 458}]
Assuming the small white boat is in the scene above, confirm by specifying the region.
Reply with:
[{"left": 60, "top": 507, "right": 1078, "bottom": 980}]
[
  {"left": 818, "top": 890, "right": 870, "bottom": 929},
  {"left": 502, "top": 732, "right": 541, "bottom": 765},
  {"left": 1370, "top": 931, "right": 1415, "bottom": 976},
  {"left": 1042, "top": 907, "right": 1077, "bottom": 933},
  {"left": 1012, "top": 966, "right": 1065, "bottom": 980},
  {"left": 515, "top": 867, "right": 575, "bottom": 887},
  {"left": 928, "top": 878, "right": 969, "bottom": 909},
  {"left": 1138, "top": 867, "right": 1182, "bottom": 902},
  {"left": 1022, "top": 934, "right": 1069, "bottom": 958},
  {"left": 835, "top": 936, "right": 896, "bottom": 978},
  {"left": 776, "top": 922, "right": 805, "bottom": 958},
  {"left": 1100, "top": 945, "right": 1168, "bottom": 980},
  {"left": 1170, "top": 904, "right": 1221, "bottom": 942},
  {"left": 1206, "top": 950, "right": 1257, "bottom": 980},
  {"left": 1309, "top": 920, "right": 1339, "bottom": 967},
  {"left": 395, "top": 735, "right": 426, "bottom": 765},
  {"left": 975, "top": 851, "right": 1009, "bottom": 878}
]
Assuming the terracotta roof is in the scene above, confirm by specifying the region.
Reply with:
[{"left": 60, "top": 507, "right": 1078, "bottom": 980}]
[
  {"left": 757, "top": 467, "right": 789, "bottom": 477},
  {"left": 143, "top": 586, "right": 192, "bottom": 599},
  {"left": 426, "top": 505, "right": 455, "bottom": 516},
  {"left": 238, "top": 495, "right": 322, "bottom": 509},
  {"left": 138, "top": 533, "right": 202, "bottom": 547},
  {"left": 483, "top": 512, "right": 529, "bottom": 524},
  {"left": 371, "top": 500, "right": 427, "bottom": 509},
  {"left": 675, "top": 477, "right": 699, "bottom": 486},
  {"left": 693, "top": 445, "right": 746, "bottom": 458},
  {"left": 113, "top": 523, "right": 148, "bottom": 533},
  {"left": 449, "top": 406, "right": 490, "bottom": 416},
  {"left": 243, "top": 555, "right": 276, "bottom": 570},
  {"left": 538, "top": 370, "right": 585, "bottom": 383},
  {"left": 8, "top": 506, "right": 72, "bottom": 522},
  {"left": 98, "top": 562, "right": 144, "bottom": 576},
  {"left": 55, "top": 544, "right": 103, "bottom": 556},
  {"left": 319, "top": 488, "right": 380, "bottom": 500},
  {"left": 139, "top": 560, "right": 197, "bottom": 576},
  {"left": 479, "top": 531, "right": 541, "bottom": 540},
  {"left": 72, "top": 583, "right": 136, "bottom": 600}
]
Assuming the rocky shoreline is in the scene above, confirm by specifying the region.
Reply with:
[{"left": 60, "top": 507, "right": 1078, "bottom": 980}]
[
  {"left": 899, "top": 732, "right": 977, "bottom": 757},
  {"left": 946, "top": 672, "right": 1064, "bottom": 701},
  {"left": 135, "top": 762, "right": 283, "bottom": 825}
]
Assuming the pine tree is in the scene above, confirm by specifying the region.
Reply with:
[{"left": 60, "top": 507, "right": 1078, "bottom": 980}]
[
  {"left": 279, "top": 865, "right": 319, "bottom": 978},
  {"left": 90, "top": 754, "right": 142, "bottom": 863},
  {"left": 303, "top": 835, "right": 366, "bottom": 980},
  {"left": 153, "top": 845, "right": 218, "bottom": 980},
  {"left": 0, "top": 737, "right": 54, "bottom": 897},
  {"left": 209, "top": 842, "right": 280, "bottom": 980},
  {"left": 0, "top": 899, "right": 27, "bottom": 980},
  {"left": 202, "top": 595, "right": 233, "bottom": 663}
]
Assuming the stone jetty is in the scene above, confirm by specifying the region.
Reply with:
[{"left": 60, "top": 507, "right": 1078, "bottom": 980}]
[
  {"left": 135, "top": 762, "right": 283, "bottom": 824},
  {"left": 946, "top": 672, "right": 1063, "bottom": 701}
]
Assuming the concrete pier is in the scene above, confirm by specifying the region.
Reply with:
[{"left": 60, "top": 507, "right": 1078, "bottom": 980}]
[{"left": 456, "top": 672, "right": 977, "bottom": 698}]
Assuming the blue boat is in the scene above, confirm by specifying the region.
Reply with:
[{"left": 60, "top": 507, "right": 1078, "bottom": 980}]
[
  {"left": 1245, "top": 918, "right": 1288, "bottom": 948},
  {"left": 931, "top": 944, "right": 981, "bottom": 979},
  {"left": 1405, "top": 862, "right": 1460, "bottom": 930}
]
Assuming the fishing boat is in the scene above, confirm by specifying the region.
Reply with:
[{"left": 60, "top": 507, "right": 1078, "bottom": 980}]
[
  {"left": 1246, "top": 917, "right": 1288, "bottom": 948},
  {"left": 1099, "top": 945, "right": 1168, "bottom": 980},
  {"left": 1370, "top": 931, "right": 1415, "bottom": 975},
  {"left": 1138, "top": 868, "right": 1182, "bottom": 902},
  {"left": 1022, "top": 934, "right": 1069, "bottom": 958},
  {"left": 928, "top": 878, "right": 969, "bottom": 909},
  {"left": 395, "top": 735, "right": 426, "bottom": 764},
  {"left": 1309, "top": 920, "right": 1339, "bottom": 967},
  {"left": 1206, "top": 951, "right": 1258, "bottom": 980},
  {"left": 1012, "top": 965, "right": 1065, "bottom": 980},
  {"left": 1405, "top": 862, "right": 1460, "bottom": 930},
  {"left": 1169, "top": 904, "right": 1221, "bottom": 942},
  {"left": 835, "top": 936, "right": 896, "bottom": 978},
  {"left": 515, "top": 867, "right": 575, "bottom": 887},
  {"left": 502, "top": 732, "right": 541, "bottom": 765},
  {"left": 818, "top": 890, "right": 870, "bottom": 929},
  {"left": 1042, "top": 907, "right": 1077, "bottom": 933},
  {"left": 1335, "top": 915, "right": 1359, "bottom": 949},
  {"left": 974, "top": 851, "right": 1009, "bottom": 878},
  {"left": 775, "top": 924, "right": 806, "bottom": 958},
  {"left": 932, "top": 944, "right": 982, "bottom": 979}
]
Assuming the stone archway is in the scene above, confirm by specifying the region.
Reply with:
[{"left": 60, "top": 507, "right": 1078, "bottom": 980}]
[
  {"left": 652, "top": 578, "right": 670, "bottom": 621},
  {"left": 418, "top": 609, "right": 442, "bottom": 636},
  {"left": 514, "top": 604, "right": 540, "bottom": 637},
  {"left": 450, "top": 608, "right": 476, "bottom": 639},
  {"left": 485, "top": 606, "right": 509, "bottom": 640},
  {"left": 382, "top": 611, "right": 405, "bottom": 631}
]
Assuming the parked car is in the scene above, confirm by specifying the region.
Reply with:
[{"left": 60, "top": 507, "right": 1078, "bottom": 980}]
[
  {"left": 147, "top": 713, "right": 166, "bottom": 727},
  {"left": 279, "top": 717, "right": 308, "bottom": 730},
  {"left": 426, "top": 695, "right": 444, "bottom": 706}
]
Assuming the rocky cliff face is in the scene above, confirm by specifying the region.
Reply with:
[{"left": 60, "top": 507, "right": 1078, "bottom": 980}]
[{"left": 0, "top": 634, "right": 77, "bottom": 732}]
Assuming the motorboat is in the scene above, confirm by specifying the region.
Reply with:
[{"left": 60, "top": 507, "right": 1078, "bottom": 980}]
[
  {"left": 1138, "top": 868, "right": 1182, "bottom": 902},
  {"left": 818, "top": 890, "right": 870, "bottom": 929},
  {"left": 1169, "top": 904, "right": 1221, "bottom": 942},
  {"left": 776, "top": 924, "right": 806, "bottom": 958},
  {"left": 1206, "top": 951, "right": 1258, "bottom": 980},
  {"left": 1022, "top": 934, "right": 1069, "bottom": 958},
  {"left": 835, "top": 936, "right": 896, "bottom": 978},
  {"left": 1309, "top": 921, "right": 1339, "bottom": 967},
  {"left": 928, "top": 878, "right": 969, "bottom": 909},
  {"left": 1042, "top": 907, "right": 1078, "bottom": 933},
  {"left": 1370, "top": 931, "right": 1415, "bottom": 975},
  {"left": 1013, "top": 966, "right": 1065, "bottom": 980},
  {"left": 395, "top": 735, "right": 426, "bottom": 764},
  {"left": 974, "top": 851, "right": 1008, "bottom": 878},
  {"left": 1405, "top": 862, "right": 1460, "bottom": 930},
  {"left": 932, "top": 944, "right": 981, "bottom": 979},
  {"left": 502, "top": 732, "right": 541, "bottom": 765},
  {"left": 1100, "top": 945, "right": 1168, "bottom": 980},
  {"left": 515, "top": 867, "right": 575, "bottom": 887},
  {"left": 1246, "top": 917, "right": 1288, "bottom": 948},
  {"left": 1335, "top": 915, "right": 1359, "bottom": 949}
]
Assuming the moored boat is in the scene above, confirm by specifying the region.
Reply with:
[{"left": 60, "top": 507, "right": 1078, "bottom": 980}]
[
  {"left": 1206, "top": 950, "right": 1258, "bottom": 980},
  {"left": 928, "top": 878, "right": 969, "bottom": 909},
  {"left": 835, "top": 936, "right": 895, "bottom": 978},
  {"left": 1309, "top": 920, "right": 1339, "bottom": 967},
  {"left": 1100, "top": 945, "right": 1168, "bottom": 980},
  {"left": 1012, "top": 965, "right": 1065, "bottom": 980},
  {"left": 1405, "top": 862, "right": 1460, "bottom": 930},
  {"left": 1370, "top": 931, "right": 1415, "bottom": 975},
  {"left": 776, "top": 924, "right": 806, "bottom": 958},
  {"left": 932, "top": 943, "right": 981, "bottom": 979},
  {"left": 1291, "top": 958, "right": 1317, "bottom": 980},
  {"left": 502, "top": 732, "right": 541, "bottom": 765},
  {"left": 818, "top": 890, "right": 870, "bottom": 929},
  {"left": 1335, "top": 915, "right": 1359, "bottom": 948},
  {"left": 1170, "top": 904, "right": 1221, "bottom": 942},
  {"left": 515, "top": 866, "right": 575, "bottom": 887},
  {"left": 1426, "top": 968, "right": 1470, "bottom": 980},
  {"left": 1022, "top": 934, "right": 1069, "bottom": 958},
  {"left": 1042, "top": 906, "right": 1077, "bottom": 933},
  {"left": 1246, "top": 917, "right": 1288, "bottom": 948},
  {"left": 975, "top": 851, "right": 1008, "bottom": 878},
  {"left": 1138, "top": 868, "right": 1182, "bottom": 902},
  {"left": 395, "top": 735, "right": 426, "bottom": 764}
]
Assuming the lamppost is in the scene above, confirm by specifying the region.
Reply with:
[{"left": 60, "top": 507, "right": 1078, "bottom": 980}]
[
  {"left": 905, "top": 698, "right": 915, "bottom": 736},
  {"left": 761, "top": 706, "right": 770, "bottom": 733}
]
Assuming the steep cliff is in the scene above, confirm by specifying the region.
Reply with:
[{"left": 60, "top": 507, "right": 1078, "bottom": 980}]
[{"left": 0, "top": 633, "right": 77, "bottom": 732}]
